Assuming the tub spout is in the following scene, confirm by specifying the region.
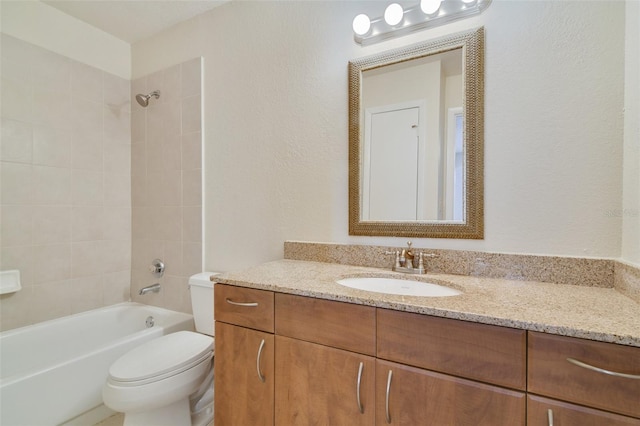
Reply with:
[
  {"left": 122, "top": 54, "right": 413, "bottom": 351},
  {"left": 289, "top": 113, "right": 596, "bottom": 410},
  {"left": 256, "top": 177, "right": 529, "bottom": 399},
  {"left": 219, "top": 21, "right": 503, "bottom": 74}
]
[{"left": 139, "top": 283, "right": 161, "bottom": 295}]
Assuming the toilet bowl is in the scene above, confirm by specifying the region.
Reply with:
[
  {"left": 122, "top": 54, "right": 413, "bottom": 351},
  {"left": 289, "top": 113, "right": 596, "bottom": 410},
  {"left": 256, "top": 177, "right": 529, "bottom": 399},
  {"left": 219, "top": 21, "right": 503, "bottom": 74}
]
[{"left": 103, "top": 273, "right": 219, "bottom": 426}]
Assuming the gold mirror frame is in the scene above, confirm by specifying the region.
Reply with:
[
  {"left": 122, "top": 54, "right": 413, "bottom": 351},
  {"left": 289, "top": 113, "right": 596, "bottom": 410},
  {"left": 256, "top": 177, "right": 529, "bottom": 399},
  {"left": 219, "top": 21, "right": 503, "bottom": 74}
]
[{"left": 348, "top": 27, "right": 484, "bottom": 239}]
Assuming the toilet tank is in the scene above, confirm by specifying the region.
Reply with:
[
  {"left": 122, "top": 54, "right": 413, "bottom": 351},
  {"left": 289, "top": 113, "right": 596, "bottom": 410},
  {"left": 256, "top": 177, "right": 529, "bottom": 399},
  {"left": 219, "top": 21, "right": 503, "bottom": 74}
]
[{"left": 189, "top": 272, "right": 220, "bottom": 336}]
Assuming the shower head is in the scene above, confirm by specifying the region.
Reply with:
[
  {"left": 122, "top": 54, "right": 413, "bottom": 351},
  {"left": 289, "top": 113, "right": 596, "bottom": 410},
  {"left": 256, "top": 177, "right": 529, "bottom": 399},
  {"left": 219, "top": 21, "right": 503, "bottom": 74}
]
[{"left": 135, "top": 90, "right": 160, "bottom": 107}]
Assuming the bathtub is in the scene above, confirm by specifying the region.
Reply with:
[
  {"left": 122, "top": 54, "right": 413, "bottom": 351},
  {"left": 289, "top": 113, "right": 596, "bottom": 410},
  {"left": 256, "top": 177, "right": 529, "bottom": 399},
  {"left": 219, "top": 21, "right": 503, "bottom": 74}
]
[{"left": 0, "top": 302, "right": 194, "bottom": 426}]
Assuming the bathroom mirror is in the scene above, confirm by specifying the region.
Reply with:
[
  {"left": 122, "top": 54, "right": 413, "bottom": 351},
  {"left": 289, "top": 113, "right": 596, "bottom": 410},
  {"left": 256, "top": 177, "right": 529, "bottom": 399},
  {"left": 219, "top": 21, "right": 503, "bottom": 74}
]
[{"left": 348, "top": 27, "right": 484, "bottom": 238}]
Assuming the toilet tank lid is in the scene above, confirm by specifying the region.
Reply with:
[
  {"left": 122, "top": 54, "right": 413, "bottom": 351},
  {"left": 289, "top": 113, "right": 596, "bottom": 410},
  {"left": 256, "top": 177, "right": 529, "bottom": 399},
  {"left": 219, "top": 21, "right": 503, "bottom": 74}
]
[{"left": 189, "top": 272, "right": 221, "bottom": 288}]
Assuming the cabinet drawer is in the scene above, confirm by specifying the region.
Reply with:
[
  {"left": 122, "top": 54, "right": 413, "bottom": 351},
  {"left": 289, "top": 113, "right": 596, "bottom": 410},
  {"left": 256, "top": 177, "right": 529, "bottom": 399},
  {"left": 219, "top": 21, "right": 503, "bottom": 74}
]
[
  {"left": 214, "top": 284, "right": 274, "bottom": 333},
  {"left": 527, "top": 395, "right": 640, "bottom": 426},
  {"left": 377, "top": 309, "right": 526, "bottom": 390},
  {"left": 275, "top": 293, "right": 376, "bottom": 356},
  {"left": 528, "top": 331, "right": 640, "bottom": 419}
]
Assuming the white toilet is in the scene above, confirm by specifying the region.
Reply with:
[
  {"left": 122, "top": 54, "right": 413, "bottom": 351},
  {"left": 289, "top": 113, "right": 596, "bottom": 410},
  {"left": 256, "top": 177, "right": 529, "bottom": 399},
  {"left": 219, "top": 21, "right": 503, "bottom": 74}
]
[{"left": 103, "top": 273, "right": 218, "bottom": 426}]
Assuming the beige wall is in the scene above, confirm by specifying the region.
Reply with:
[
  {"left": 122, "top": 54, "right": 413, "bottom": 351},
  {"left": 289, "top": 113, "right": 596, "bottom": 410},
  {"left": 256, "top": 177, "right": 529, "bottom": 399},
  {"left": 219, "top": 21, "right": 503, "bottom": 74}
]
[
  {"left": 130, "top": 58, "right": 203, "bottom": 313},
  {"left": 132, "top": 1, "right": 628, "bottom": 272},
  {"left": 0, "top": 34, "right": 131, "bottom": 330}
]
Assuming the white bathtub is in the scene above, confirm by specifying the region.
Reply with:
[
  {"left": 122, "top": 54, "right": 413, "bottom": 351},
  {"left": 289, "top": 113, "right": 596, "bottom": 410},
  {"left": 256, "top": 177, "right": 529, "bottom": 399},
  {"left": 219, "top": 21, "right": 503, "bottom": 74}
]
[{"left": 0, "top": 302, "right": 194, "bottom": 426}]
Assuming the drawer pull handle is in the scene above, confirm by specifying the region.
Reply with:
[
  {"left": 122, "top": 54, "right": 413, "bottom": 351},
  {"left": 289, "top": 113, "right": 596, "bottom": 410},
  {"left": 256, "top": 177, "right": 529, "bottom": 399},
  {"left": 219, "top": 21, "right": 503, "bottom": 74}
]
[
  {"left": 257, "top": 339, "right": 266, "bottom": 383},
  {"left": 226, "top": 298, "right": 258, "bottom": 307},
  {"left": 385, "top": 370, "right": 393, "bottom": 424},
  {"left": 547, "top": 409, "right": 554, "bottom": 426},
  {"left": 566, "top": 357, "right": 640, "bottom": 379},
  {"left": 356, "top": 362, "right": 364, "bottom": 414}
]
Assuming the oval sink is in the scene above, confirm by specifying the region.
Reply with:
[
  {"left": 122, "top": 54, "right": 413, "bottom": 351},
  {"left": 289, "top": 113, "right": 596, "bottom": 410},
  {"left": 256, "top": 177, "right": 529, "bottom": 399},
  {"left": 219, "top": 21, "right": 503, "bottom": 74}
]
[{"left": 336, "top": 277, "right": 461, "bottom": 297}]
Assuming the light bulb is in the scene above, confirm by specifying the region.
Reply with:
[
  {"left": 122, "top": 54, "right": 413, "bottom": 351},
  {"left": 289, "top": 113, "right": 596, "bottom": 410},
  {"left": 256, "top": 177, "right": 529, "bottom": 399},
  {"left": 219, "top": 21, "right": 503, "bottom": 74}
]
[
  {"left": 420, "top": 0, "right": 442, "bottom": 15},
  {"left": 384, "top": 3, "right": 404, "bottom": 26},
  {"left": 352, "top": 14, "right": 371, "bottom": 36}
]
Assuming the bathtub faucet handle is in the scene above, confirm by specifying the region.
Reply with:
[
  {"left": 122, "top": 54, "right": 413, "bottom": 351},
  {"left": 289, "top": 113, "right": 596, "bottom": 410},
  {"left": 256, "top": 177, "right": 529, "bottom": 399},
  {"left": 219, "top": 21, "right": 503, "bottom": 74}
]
[{"left": 149, "top": 259, "right": 165, "bottom": 277}]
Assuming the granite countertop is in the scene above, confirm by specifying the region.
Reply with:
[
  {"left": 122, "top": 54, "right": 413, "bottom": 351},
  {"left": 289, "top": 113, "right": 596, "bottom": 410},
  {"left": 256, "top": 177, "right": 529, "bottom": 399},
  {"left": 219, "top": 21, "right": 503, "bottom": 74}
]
[{"left": 214, "top": 259, "right": 640, "bottom": 348}]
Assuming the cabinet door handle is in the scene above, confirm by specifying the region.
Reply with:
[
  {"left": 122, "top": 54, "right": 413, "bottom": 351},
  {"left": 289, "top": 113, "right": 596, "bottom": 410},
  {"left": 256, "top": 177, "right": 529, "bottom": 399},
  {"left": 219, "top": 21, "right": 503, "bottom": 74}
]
[
  {"left": 385, "top": 370, "right": 393, "bottom": 424},
  {"left": 356, "top": 362, "right": 364, "bottom": 413},
  {"left": 547, "top": 408, "right": 554, "bottom": 426},
  {"left": 226, "top": 298, "right": 258, "bottom": 307},
  {"left": 566, "top": 357, "right": 640, "bottom": 379},
  {"left": 256, "top": 339, "right": 266, "bottom": 383}
]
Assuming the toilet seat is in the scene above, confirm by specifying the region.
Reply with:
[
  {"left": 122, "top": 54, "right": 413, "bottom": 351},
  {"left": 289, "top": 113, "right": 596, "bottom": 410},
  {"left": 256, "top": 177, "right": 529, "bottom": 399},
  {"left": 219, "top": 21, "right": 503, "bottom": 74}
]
[{"left": 108, "top": 331, "right": 213, "bottom": 387}]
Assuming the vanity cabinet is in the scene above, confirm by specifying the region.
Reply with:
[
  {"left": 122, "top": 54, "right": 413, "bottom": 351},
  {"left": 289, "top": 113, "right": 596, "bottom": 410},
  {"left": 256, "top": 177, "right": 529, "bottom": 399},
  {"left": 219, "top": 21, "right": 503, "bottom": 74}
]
[
  {"left": 214, "top": 285, "right": 275, "bottom": 426},
  {"left": 214, "top": 284, "right": 638, "bottom": 426}
]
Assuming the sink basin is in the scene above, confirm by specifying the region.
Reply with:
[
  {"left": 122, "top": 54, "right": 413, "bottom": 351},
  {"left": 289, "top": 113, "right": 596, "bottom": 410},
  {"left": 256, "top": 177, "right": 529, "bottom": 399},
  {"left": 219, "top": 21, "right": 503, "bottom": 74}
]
[{"left": 336, "top": 277, "right": 461, "bottom": 297}]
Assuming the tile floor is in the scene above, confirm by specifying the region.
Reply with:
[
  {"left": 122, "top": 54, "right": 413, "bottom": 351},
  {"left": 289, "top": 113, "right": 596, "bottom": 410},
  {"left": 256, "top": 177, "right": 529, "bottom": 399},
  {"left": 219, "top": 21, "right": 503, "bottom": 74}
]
[{"left": 93, "top": 413, "right": 123, "bottom": 426}]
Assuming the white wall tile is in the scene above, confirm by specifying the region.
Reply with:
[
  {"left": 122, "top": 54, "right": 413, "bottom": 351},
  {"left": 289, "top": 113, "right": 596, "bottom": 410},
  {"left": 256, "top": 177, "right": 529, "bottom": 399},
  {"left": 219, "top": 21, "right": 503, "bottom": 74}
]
[
  {"left": 182, "top": 169, "right": 202, "bottom": 206},
  {"left": 33, "top": 243, "right": 71, "bottom": 284},
  {"left": 72, "top": 131, "right": 103, "bottom": 170},
  {"left": 0, "top": 162, "right": 33, "bottom": 205},
  {"left": 103, "top": 207, "right": 131, "bottom": 241},
  {"left": 70, "top": 275, "right": 104, "bottom": 313},
  {"left": 1, "top": 78, "right": 32, "bottom": 122},
  {"left": 72, "top": 205, "right": 104, "bottom": 241},
  {"left": 72, "top": 169, "right": 103, "bottom": 205},
  {"left": 33, "top": 165, "right": 71, "bottom": 205},
  {"left": 181, "top": 58, "right": 201, "bottom": 98},
  {"left": 181, "top": 131, "right": 201, "bottom": 171},
  {"left": 32, "top": 124, "right": 72, "bottom": 168},
  {"left": 0, "top": 205, "right": 33, "bottom": 246},
  {"left": 1, "top": 118, "right": 33, "bottom": 164},
  {"left": 30, "top": 280, "right": 72, "bottom": 323},
  {"left": 181, "top": 95, "right": 201, "bottom": 134},
  {"left": 71, "top": 240, "right": 104, "bottom": 278},
  {"left": 32, "top": 205, "right": 71, "bottom": 245},
  {"left": 104, "top": 172, "right": 130, "bottom": 207},
  {"left": 32, "top": 89, "right": 72, "bottom": 128}
]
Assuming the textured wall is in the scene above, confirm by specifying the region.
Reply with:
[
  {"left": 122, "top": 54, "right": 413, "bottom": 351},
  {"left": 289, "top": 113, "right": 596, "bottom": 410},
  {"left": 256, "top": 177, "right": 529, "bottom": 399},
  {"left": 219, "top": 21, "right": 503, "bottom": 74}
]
[{"left": 132, "top": 1, "right": 628, "bottom": 272}]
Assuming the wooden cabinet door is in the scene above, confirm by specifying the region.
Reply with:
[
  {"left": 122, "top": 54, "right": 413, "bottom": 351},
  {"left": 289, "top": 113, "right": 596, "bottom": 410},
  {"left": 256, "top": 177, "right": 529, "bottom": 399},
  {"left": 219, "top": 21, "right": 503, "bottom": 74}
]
[
  {"left": 527, "top": 395, "right": 640, "bottom": 426},
  {"left": 214, "top": 321, "right": 274, "bottom": 426},
  {"left": 375, "top": 360, "right": 525, "bottom": 426},
  {"left": 275, "top": 335, "right": 376, "bottom": 426}
]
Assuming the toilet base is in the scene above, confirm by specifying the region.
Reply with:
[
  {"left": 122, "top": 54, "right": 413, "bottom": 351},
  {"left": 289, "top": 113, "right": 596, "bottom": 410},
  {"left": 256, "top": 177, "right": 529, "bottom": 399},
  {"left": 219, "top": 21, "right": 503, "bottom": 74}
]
[{"left": 123, "top": 398, "right": 191, "bottom": 426}]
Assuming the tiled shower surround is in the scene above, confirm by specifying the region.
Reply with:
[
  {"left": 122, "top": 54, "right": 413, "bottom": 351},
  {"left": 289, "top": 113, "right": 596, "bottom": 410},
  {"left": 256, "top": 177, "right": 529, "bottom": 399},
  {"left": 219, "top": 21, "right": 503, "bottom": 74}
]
[
  {"left": 0, "top": 34, "right": 203, "bottom": 330},
  {"left": 0, "top": 34, "right": 131, "bottom": 329},
  {"left": 130, "top": 58, "right": 203, "bottom": 314}
]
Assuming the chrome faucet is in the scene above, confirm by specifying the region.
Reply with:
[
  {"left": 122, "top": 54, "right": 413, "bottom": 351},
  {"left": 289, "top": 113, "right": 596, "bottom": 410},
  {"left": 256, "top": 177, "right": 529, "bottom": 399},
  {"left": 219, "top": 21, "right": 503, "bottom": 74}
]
[
  {"left": 386, "top": 242, "right": 437, "bottom": 275},
  {"left": 139, "top": 283, "right": 161, "bottom": 295}
]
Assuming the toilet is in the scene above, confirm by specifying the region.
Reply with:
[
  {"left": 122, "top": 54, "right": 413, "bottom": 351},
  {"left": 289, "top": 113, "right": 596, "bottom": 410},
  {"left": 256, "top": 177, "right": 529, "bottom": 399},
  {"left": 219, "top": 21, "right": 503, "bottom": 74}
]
[{"left": 103, "top": 273, "right": 218, "bottom": 426}]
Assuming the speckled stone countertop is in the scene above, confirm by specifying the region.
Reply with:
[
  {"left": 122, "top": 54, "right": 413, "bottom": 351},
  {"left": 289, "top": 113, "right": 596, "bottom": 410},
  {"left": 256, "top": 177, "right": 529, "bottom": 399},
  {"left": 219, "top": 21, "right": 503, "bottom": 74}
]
[{"left": 214, "top": 259, "right": 640, "bottom": 348}]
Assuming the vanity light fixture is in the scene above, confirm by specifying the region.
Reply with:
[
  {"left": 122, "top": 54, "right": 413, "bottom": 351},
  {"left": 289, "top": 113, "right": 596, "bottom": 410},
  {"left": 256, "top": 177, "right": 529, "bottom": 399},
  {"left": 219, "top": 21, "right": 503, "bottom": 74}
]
[{"left": 352, "top": 0, "right": 491, "bottom": 46}]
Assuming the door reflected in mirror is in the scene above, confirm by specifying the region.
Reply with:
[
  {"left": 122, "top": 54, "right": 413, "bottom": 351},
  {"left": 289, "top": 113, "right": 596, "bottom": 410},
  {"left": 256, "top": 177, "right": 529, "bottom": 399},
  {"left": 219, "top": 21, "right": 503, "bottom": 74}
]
[
  {"left": 348, "top": 28, "right": 484, "bottom": 239},
  {"left": 362, "top": 48, "right": 464, "bottom": 222}
]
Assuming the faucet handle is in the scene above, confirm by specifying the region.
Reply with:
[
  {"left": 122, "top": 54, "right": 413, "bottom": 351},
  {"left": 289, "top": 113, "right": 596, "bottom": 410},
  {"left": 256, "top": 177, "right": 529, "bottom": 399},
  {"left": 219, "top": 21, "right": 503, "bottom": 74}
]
[{"left": 385, "top": 250, "right": 401, "bottom": 268}]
